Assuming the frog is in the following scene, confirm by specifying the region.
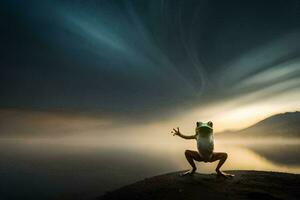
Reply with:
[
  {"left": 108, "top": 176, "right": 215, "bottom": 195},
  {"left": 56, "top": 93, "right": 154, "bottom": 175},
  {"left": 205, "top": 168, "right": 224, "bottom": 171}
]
[{"left": 171, "top": 121, "right": 234, "bottom": 178}]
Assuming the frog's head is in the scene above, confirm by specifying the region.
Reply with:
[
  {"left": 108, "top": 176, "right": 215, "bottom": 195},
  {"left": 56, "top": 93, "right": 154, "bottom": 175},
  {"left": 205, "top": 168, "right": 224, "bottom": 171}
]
[{"left": 196, "top": 121, "right": 213, "bottom": 134}]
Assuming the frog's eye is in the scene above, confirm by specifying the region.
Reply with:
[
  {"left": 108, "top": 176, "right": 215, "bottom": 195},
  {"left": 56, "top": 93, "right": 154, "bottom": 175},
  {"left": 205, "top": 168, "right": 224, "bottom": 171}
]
[
  {"left": 208, "top": 121, "right": 213, "bottom": 128},
  {"left": 196, "top": 122, "right": 202, "bottom": 127}
]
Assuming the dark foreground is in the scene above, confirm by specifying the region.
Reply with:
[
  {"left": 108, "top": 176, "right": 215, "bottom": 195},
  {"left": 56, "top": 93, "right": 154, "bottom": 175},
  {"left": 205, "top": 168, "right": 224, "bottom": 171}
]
[{"left": 98, "top": 170, "right": 300, "bottom": 200}]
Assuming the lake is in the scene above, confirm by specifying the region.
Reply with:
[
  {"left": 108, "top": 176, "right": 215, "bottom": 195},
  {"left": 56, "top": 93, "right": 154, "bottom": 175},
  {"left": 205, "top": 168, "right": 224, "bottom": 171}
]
[{"left": 0, "top": 137, "right": 299, "bottom": 200}]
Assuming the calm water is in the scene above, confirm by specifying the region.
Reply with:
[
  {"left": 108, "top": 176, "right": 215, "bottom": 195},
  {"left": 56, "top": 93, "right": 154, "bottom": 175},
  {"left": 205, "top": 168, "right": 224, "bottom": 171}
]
[{"left": 0, "top": 137, "right": 299, "bottom": 200}]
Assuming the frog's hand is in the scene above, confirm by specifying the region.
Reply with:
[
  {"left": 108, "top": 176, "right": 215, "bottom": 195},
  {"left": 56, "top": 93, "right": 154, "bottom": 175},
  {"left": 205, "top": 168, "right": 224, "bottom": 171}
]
[{"left": 171, "top": 127, "right": 180, "bottom": 136}]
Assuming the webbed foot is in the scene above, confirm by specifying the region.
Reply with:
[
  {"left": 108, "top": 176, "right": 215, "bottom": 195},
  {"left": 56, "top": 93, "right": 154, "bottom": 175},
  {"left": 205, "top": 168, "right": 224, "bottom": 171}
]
[
  {"left": 180, "top": 168, "right": 196, "bottom": 176},
  {"left": 216, "top": 170, "right": 234, "bottom": 178}
]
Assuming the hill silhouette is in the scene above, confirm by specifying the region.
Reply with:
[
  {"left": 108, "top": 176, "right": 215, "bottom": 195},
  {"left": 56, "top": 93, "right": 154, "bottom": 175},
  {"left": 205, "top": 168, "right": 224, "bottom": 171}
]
[{"left": 216, "top": 111, "right": 300, "bottom": 138}]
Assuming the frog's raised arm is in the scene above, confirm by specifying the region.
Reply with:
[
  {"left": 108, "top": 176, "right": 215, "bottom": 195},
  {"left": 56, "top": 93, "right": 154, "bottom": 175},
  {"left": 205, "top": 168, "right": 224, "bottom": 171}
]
[{"left": 171, "top": 127, "right": 196, "bottom": 140}]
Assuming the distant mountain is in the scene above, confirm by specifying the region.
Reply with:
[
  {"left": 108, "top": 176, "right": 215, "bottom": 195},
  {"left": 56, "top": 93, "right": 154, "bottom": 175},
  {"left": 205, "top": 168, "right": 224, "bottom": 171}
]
[{"left": 216, "top": 111, "right": 300, "bottom": 138}]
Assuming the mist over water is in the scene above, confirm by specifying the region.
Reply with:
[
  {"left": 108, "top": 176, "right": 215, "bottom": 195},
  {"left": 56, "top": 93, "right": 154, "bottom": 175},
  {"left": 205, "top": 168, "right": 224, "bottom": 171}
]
[{"left": 1, "top": 137, "right": 299, "bottom": 200}]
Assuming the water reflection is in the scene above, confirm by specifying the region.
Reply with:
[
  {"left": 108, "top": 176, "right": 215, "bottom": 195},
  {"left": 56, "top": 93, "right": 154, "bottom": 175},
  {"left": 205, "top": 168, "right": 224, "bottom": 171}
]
[
  {"left": 0, "top": 138, "right": 299, "bottom": 199},
  {"left": 240, "top": 143, "right": 300, "bottom": 166},
  {"left": 215, "top": 143, "right": 300, "bottom": 174}
]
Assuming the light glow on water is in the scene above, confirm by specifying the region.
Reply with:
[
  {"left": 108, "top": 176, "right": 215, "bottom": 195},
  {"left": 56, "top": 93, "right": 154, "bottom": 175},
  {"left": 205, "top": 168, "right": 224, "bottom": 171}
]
[{"left": 4, "top": 136, "right": 299, "bottom": 174}]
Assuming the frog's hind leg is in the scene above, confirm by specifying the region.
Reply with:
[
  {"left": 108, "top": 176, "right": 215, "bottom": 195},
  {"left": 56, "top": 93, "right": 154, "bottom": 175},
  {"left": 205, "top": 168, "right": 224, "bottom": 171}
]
[
  {"left": 180, "top": 150, "right": 203, "bottom": 176},
  {"left": 209, "top": 152, "right": 234, "bottom": 178}
]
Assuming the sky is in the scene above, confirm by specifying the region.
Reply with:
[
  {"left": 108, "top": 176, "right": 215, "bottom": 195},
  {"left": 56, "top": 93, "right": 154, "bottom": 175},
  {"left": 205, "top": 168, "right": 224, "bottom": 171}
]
[{"left": 1, "top": 0, "right": 300, "bottom": 136}]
